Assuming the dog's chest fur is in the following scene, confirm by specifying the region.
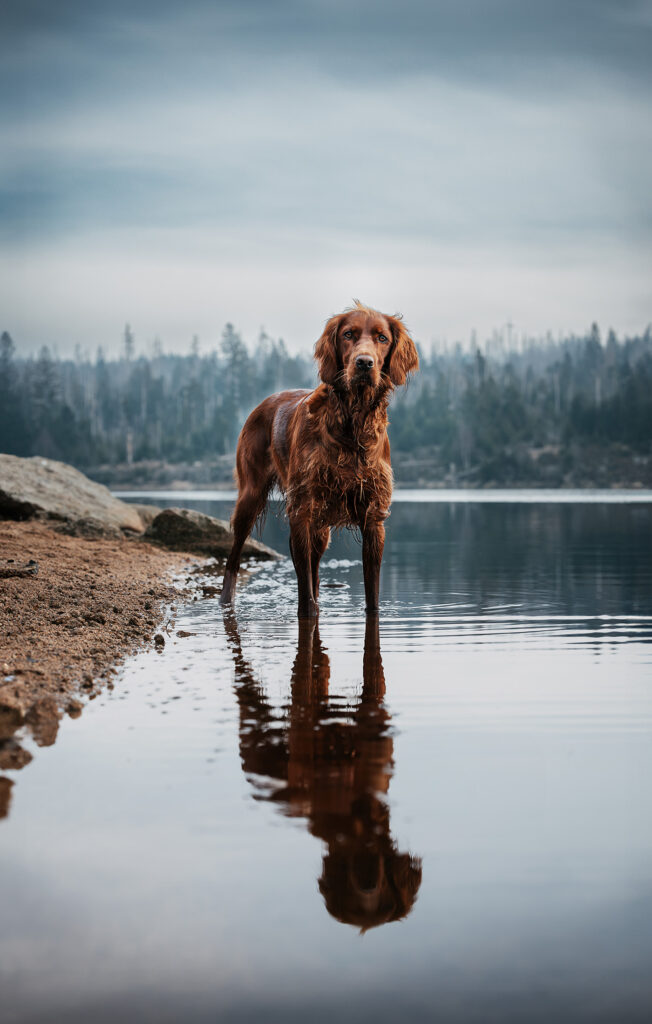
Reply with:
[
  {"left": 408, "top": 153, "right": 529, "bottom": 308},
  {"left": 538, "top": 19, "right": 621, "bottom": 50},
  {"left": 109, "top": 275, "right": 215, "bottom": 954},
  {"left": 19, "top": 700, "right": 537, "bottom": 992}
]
[{"left": 286, "top": 393, "right": 393, "bottom": 528}]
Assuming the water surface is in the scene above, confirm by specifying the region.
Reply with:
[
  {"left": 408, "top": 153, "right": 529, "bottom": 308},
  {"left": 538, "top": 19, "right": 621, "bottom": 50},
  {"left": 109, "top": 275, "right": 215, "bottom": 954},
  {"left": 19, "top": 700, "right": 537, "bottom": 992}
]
[{"left": 2, "top": 494, "right": 651, "bottom": 1022}]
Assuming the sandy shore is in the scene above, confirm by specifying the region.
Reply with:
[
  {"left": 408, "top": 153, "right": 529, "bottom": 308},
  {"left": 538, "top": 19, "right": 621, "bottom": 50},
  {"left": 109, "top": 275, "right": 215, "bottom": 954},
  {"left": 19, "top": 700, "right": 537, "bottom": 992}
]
[{"left": 0, "top": 520, "right": 196, "bottom": 735}]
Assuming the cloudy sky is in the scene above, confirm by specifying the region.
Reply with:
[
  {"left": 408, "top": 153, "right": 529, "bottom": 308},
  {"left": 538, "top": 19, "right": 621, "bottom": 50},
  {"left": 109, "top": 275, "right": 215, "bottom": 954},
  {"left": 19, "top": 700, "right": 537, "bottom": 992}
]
[{"left": 1, "top": 0, "right": 651, "bottom": 356}]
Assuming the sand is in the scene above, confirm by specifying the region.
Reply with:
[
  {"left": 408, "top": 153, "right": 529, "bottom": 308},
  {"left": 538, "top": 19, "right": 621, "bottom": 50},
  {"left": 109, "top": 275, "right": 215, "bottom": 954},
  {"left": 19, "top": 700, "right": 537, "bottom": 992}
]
[{"left": 0, "top": 520, "right": 196, "bottom": 724}]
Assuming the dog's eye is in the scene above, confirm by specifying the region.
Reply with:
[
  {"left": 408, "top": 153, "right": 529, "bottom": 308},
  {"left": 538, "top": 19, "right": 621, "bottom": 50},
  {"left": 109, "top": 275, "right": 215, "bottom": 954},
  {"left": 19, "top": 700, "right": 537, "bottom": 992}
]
[
  {"left": 378, "top": 334, "right": 388, "bottom": 343},
  {"left": 343, "top": 330, "right": 353, "bottom": 339}
]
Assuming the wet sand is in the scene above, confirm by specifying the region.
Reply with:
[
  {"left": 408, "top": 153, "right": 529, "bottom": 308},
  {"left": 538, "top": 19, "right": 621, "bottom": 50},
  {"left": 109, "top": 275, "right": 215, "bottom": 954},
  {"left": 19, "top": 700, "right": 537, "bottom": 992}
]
[{"left": 0, "top": 520, "right": 194, "bottom": 728}]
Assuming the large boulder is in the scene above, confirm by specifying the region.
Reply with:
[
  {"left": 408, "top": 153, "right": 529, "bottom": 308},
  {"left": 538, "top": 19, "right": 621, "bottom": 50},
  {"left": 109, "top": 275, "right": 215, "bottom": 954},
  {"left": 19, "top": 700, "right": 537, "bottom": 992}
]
[
  {"left": 129, "top": 503, "right": 162, "bottom": 528},
  {"left": 144, "top": 507, "right": 281, "bottom": 560},
  {"left": 0, "top": 454, "right": 143, "bottom": 535}
]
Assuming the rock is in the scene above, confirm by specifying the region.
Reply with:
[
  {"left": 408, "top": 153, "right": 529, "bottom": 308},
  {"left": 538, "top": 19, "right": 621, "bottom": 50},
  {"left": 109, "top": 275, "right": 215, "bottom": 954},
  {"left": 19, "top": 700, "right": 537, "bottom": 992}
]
[
  {"left": 0, "top": 558, "right": 38, "bottom": 578},
  {"left": 130, "top": 503, "right": 163, "bottom": 528},
  {"left": 66, "top": 700, "right": 83, "bottom": 718},
  {"left": 0, "top": 685, "right": 27, "bottom": 739},
  {"left": 88, "top": 613, "right": 107, "bottom": 625},
  {"left": 53, "top": 517, "right": 123, "bottom": 540},
  {"left": 0, "top": 705, "right": 23, "bottom": 741},
  {"left": 0, "top": 686, "right": 27, "bottom": 714},
  {"left": 153, "top": 634, "right": 165, "bottom": 647},
  {"left": 0, "top": 454, "right": 143, "bottom": 535},
  {"left": 144, "top": 507, "right": 282, "bottom": 560},
  {"left": 25, "top": 696, "right": 61, "bottom": 747},
  {"left": 0, "top": 739, "right": 33, "bottom": 771}
]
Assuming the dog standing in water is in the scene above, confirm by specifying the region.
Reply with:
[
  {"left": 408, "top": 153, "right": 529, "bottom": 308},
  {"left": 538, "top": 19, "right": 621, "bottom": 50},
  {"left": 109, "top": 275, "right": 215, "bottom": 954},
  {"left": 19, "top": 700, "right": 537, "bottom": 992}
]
[{"left": 220, "top": 302, "right": 419, "bottom": 617}]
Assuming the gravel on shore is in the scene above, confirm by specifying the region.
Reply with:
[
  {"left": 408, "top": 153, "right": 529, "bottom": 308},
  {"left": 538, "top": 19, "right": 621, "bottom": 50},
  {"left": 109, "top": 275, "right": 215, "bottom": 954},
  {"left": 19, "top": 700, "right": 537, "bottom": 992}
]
[{"left": 0, "top": 520, "right": 196, "bottom": 725}]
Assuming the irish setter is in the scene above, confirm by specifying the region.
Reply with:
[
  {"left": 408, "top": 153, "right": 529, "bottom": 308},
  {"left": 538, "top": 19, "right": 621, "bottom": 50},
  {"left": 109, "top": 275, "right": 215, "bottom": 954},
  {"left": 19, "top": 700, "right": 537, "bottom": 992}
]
[{"left": 220, "top": 301, "right": 419, "bottom": 617}]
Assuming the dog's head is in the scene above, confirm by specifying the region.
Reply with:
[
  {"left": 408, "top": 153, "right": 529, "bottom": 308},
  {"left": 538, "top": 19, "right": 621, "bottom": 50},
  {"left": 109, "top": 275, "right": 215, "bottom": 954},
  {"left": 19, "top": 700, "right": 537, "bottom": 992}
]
[
  {"left": 319, "top": 824, "right": 423, "bottom": 931},
  {"left": 314, "top": 301, "right": 419, "bottom": 391}
]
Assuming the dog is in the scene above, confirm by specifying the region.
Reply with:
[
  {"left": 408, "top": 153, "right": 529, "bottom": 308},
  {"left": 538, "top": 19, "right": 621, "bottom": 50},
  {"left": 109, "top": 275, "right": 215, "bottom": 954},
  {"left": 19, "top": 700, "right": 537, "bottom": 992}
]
[{"left": 220, "top": 301, "right": 419, "bottom": 617}]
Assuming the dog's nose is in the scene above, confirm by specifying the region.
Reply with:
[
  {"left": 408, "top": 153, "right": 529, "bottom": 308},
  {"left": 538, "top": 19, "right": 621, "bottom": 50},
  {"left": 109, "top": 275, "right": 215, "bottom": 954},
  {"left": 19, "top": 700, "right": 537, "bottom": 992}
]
[{"left": 355, "top": 355, "right": 374, "bottom": 371}]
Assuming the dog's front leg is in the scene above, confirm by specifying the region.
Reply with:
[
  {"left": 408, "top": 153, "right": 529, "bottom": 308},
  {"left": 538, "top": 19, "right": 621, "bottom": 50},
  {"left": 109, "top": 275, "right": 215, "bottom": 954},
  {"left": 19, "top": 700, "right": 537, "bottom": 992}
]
[
  {"left": 289, "top": 519, "right": 318, "bottom": 618},
  {"left": 362, "top": 521, "right": 385, "bottom": 615}
]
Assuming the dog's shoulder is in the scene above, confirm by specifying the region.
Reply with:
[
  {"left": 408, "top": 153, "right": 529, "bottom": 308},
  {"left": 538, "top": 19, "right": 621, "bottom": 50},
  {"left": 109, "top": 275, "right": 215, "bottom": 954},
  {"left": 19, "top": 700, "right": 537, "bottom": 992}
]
[{"left": 271, "top": 389, "right": 312, "bottom": 460}]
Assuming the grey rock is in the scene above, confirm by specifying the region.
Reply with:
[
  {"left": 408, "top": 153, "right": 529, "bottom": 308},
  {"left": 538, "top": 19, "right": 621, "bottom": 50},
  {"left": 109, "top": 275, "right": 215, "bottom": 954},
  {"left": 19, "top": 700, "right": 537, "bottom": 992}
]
[
  {"left": 0, "top": 454, "right": 143, "bottom": 535},
  {"left": 52, "top": 516, "right": 124, "bottom": 540},
  {"left": 129, "top": 503, "right": 163, "bottom": 528},
  {"left": 144, "top": 507, "right": 281, "bottom": 560}
]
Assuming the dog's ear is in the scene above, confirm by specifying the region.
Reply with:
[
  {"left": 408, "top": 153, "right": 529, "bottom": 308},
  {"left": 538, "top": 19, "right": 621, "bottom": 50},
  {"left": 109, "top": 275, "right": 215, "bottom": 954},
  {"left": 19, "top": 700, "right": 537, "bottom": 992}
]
[
  {"left": 314, "top": 314, "right": 343, "bottom": 384},
  {"left": 384, "top": 316, "right": 419, "bottom": 386}
]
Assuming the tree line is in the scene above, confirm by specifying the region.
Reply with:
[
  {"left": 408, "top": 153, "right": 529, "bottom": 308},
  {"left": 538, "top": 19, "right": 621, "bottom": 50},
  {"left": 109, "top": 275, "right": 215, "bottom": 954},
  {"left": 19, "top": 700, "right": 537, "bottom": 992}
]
[{"left": 1, "top": 321, "right": 651, "bottom": 485}]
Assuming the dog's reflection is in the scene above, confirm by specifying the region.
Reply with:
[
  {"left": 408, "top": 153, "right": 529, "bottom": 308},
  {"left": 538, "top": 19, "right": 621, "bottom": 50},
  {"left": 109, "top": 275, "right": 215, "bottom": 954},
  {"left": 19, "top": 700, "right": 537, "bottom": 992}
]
[{"left": 223, "top": 613, "right": 422, "bottom": 930}]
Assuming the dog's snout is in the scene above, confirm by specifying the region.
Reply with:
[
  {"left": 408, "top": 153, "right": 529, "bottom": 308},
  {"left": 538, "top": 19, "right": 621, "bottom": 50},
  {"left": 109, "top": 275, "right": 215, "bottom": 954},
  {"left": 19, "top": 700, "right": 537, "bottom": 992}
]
[{"left": 355, "top": 355, "right": 374, "bottom": 371}]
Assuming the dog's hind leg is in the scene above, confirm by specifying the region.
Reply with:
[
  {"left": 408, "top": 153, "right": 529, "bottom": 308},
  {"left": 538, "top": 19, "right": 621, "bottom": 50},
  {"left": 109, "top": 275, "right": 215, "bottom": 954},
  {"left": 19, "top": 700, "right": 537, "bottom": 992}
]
[
  {"left": 220, "top": 487, "right": 269, "bottom": 605},
  {"left": 220, "top": 434, "right": 274, "bottom": 606}
]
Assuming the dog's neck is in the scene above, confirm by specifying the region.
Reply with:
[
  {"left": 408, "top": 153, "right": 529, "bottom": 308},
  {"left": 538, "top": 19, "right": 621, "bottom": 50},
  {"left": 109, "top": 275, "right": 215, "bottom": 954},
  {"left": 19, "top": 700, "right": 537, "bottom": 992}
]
[
  {"left": 325, "top": 380, "right": 392, "bottom": 453},
  {"left": 327, "top": 379, "right": 392, "bottom": 414}
]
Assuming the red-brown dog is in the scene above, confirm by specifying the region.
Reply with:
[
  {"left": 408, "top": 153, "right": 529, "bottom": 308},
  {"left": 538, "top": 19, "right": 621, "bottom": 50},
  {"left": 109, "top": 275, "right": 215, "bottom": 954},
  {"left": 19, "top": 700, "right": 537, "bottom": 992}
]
[{"left": 220, "top": 301, "right": 419, "bottom": 617}]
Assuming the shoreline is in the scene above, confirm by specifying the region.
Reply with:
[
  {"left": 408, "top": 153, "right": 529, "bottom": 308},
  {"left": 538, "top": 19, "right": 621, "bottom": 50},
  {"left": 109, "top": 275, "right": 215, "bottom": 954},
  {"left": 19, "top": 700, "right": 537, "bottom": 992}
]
[
  {"left": 111, "top": 486, "right": 652, "bottom": 505},
  {"left": 0, "top": 521, "right": 199, "bottom": 761},
  {"left": 106, "top": 481, "right": 652, "bottom": 493}
]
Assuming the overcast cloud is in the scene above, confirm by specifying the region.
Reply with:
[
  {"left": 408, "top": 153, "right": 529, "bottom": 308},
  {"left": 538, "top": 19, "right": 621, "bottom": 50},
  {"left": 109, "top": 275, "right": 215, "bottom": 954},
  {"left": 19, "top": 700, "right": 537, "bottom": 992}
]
[{"left": 1, "top": 0, "right": 651, "bottom": 355}]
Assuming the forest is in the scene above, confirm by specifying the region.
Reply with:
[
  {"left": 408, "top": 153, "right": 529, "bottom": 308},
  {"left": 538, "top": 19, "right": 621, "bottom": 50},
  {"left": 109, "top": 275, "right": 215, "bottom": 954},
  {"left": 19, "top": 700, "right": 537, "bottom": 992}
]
[{"left": 1, "top": 321, "right": 651, "bottom": 487}]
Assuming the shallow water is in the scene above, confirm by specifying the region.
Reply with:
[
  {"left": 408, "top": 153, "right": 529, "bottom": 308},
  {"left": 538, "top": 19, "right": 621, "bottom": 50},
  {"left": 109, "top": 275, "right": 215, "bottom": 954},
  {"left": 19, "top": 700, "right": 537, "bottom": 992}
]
[{"left": 2, "top": 495, "right": 652, "bottom": 1023}]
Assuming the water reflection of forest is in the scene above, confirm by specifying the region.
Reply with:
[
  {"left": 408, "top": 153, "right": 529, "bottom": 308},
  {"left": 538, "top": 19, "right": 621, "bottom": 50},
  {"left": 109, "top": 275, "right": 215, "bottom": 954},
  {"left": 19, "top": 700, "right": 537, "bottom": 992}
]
[
  {"left": 224, "top": 613, "right": 422, "bottom": 930},
  {"left": 382, "top": 503, "right": 652, "bottom": 616},
  {"left": 211, "top": 501, "right": 652, "bottom": 617}
]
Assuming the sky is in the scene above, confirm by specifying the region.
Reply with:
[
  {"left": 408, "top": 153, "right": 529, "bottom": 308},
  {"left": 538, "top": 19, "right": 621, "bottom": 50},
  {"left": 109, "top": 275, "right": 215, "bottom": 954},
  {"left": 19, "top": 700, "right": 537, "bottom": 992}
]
[{"left": 1, "top": 0, "right": 651, "bottom": 357}]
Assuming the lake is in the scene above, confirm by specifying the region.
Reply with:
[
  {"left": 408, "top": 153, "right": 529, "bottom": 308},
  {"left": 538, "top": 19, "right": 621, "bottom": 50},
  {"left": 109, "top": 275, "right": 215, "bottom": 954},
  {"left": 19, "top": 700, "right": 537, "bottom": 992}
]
[{"left": 2, "top": 492, "right": 652, "bottom": 1023}]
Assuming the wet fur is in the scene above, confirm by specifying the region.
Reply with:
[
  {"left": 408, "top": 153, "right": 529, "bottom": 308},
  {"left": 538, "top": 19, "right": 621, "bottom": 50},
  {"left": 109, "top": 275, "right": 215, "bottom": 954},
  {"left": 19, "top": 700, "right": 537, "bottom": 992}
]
[{"left": 220, "top": 302, "right": 419, "bottom": 617}]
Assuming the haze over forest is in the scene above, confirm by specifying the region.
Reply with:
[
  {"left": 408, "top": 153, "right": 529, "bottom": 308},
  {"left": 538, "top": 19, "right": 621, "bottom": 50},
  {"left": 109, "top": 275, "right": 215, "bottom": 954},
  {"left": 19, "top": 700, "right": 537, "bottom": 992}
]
[{"left": 1, "top": 319, "right": 650, "bottom": 488}]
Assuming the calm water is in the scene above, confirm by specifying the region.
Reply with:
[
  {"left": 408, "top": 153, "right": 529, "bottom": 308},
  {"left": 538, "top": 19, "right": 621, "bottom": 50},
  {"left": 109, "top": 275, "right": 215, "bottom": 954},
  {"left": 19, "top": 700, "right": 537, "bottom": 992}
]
[{"left": 2, "top": 494, "right": 652, "bottom": 1023}]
